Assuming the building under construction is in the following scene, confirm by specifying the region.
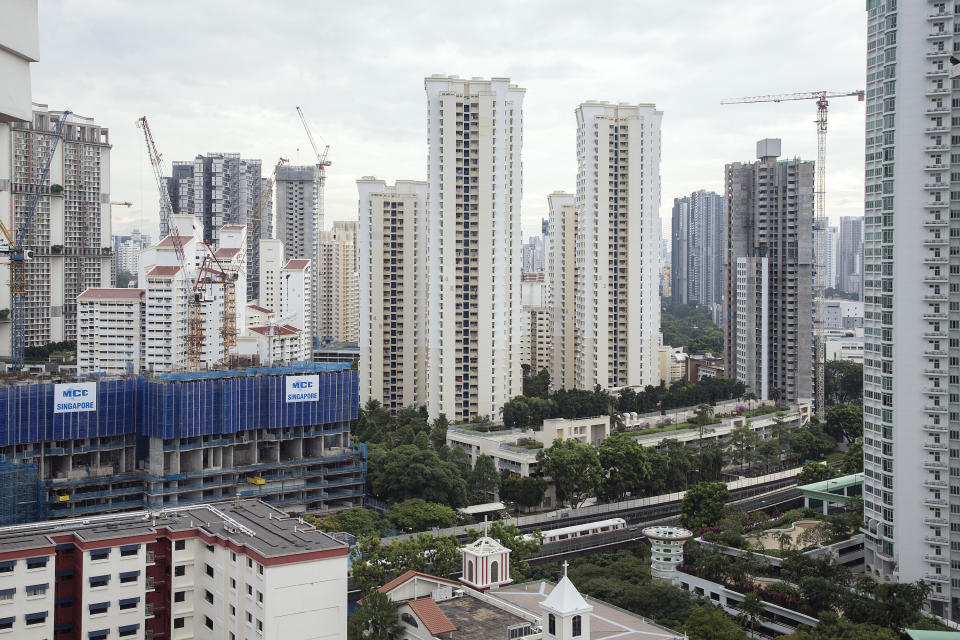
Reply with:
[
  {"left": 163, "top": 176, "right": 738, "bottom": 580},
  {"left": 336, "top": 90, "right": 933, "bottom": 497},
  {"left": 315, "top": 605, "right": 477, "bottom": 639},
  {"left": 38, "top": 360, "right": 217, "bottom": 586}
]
[{"left": 0, "top": 362, "right": 364, "bottom": 525}]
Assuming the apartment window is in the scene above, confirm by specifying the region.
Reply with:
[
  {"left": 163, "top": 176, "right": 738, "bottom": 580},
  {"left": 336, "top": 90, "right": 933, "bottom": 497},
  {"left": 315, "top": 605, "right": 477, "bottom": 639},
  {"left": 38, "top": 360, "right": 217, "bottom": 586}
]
[
  {"left": 120, "top": 545, "right": 139, "bottom": 558},
  {"left": 205, "top": 616, "right": 214, "bottom": 630},
  {"left": 89, "top": 602, "right": 109, "bottom": 615},
  {"left": 0, "top": 589, "right": 13, "bottom": 602},
  {"left": 230, "top": 605, "right": 236, "bottom": 616},
  {"left": 258, "top": 564, "right": 263, "bottom": 575},
  {"left": 88, "top": 630, "right": 108, "bottom": 640},
  {"left": 0, "top": 618, "right": 11, "bottom": 631},
  {"left": 174, "top": 618, "right": 185, "bottom": 629},
  {"left": 0, "top": 562, "right": 14, "bottom": 574},
  {"left": 205, "top": 564, "right": 214, "bottom": 578},
  {"left": 231, "top": 552, "right": 237, "bottom": 562},
  {"left": 119, "top": 598, "right": 139, "bottom": 611},
  {"left": 119, "top": 625, "right": 139, "bottom": 638},
  {"left": 26, "top": 557, "right": 47, "bottom": 570},
  {"left": 257, "top": 619, "right": 263, "bottom": 632},
  {"left": 175, "top": 591, "right": 185, "bottom": 603},
  {"left": 174, "top": 566, "right": 185, "bottom": 577},
  {"left": 247, "top": 558, "right": 253, "bottom": 569},
  {"left": 246, "top": 611, "right": 252, "bottom": 623},
  {"left": 25, "top": 584, "right": 47, "bottom": 597},
  {"left": 205, "top": 590, "right": 214, "bottom": 604},
  {"left": 90, "top": 549, "right": 110, "bottom": 561},
  {"left": 246, "top": 584, "right": 252, "bottom": 596},
  {"left": 175, "top": 540, "right": 186, "bottom": 551},
  {"left": 206, "top": 544, "right": 215, "bottom": 553},
  {"left": 89, "top": 575, "right": 109, "bottom": 588},
  {"left": 119, "top": 571, "right": 139, "bottom": 584},
  {"left": 257, "top": 591, "right": 263, "bottom": 604},
  {"left": 230, "top": 578, "right": 236, "bottom": 590}
]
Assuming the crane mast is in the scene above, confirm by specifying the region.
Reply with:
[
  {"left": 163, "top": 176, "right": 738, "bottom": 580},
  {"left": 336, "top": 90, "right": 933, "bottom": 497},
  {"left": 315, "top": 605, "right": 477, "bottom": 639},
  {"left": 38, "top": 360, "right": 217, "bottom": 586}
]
[
  {"left": 721, "top": 90, "right": 864, "bottom": 420},
  {"left": 136, "top": 116, "right": 201, "bottom": 370},
  {"left": 8, "top": 111, "right": 72, "bottom": 371}
]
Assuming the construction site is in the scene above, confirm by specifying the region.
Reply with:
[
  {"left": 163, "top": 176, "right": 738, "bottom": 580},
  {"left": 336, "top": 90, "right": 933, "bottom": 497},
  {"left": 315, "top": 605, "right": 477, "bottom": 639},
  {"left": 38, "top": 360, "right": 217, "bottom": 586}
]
[{"left": 0, "top": 362, "right": 364, "bottom": 525}]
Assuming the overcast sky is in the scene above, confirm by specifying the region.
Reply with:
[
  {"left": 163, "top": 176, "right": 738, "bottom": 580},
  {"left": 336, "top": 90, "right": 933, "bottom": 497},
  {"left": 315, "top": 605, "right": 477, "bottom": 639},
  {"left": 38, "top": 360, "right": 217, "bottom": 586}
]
[{"left": 32, "top": 1, "right": 866, "bottom": 241}]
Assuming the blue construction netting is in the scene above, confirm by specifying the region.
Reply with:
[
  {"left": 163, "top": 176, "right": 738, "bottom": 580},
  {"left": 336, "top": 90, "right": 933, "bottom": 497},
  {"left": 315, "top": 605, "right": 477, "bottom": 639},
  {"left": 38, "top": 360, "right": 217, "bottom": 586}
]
[
  {"left": 141, "top": 368, "right": 358, "bottom": 439},
  {"left": 0, "top": 378, "right": 140, "bottom": 446},
  {"left": 156, "top": 362, "right": 349, "bottom": 382},
  {"left": 0, "top": 460, "right": 39, "bottom": 524},
  {"left": 0, "top": 369, "right": 358, "bottom": 445}
]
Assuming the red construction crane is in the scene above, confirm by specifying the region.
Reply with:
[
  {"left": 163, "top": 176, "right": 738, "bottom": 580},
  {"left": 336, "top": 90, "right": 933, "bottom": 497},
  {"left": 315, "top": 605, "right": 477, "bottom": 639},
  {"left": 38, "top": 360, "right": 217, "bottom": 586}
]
[{"left": 720, "top": 90, "right": 864, "bottom": 421}]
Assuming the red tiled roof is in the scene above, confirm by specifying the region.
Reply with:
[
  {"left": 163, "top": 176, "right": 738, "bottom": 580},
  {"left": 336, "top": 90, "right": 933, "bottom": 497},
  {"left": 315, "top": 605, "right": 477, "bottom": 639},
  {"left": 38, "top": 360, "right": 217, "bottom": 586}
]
[
  {"left": 78, "top": 288, "right": 145, "bottom": 300},
  {"left": 157, "top": 235, "right": 194, "bottom": 248},
  {"left": 247, "top": 304, "right": 273, "bottom": 314},
  {"left": 377, "top": 570, "right": 461, "bottom": 595},
  {"left": 406, "top": 598, "right": 457, "bottom": 636},
  {"left": 283, "top": 259, "right": 310, "bottom": 271},
  {"left": 214, "top": 247, "right": 242, "bottom": 259},
  {"left": 249, "top": 324, "right": 301, "bottom": 337},
  {"left": 220, "top": 225, "right": 245, "bottom": 231},
  {"left": 147, "top": 265, "right": 182, "bottom": 277}
]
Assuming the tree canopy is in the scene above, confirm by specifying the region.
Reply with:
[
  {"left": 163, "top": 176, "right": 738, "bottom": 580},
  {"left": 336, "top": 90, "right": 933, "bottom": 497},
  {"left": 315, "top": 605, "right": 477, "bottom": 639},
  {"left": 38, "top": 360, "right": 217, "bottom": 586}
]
[
  {"left": 536, "top": 438, "right": 602, "bottom": 507},
  {"left": 824, "top": 360, "right": 862, "bottom": 406},
  {"left": 386, "top": 499, "right": 457, "bottom": 532},
  {"left": 824, "top": 404, "right": 862, "bottom": 444},
  {"left": 680, "top": 482, "right": 730, "bottom": 531},
  {"left": 661, "top": 302, "right": 725, "bottom": 355},
  {"left": 797, "top": 462, "right": 838, "bottom": 486}
]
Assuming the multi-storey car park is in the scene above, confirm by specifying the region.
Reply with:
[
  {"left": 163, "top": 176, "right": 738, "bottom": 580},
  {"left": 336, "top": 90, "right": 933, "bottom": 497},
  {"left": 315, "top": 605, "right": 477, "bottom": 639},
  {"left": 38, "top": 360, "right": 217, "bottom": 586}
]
[
  {"left": 0, "top": 363, "right": 364, "bottom": 525},
  {"left": 0, "top": 499, "right": 349, "bottom": 640}
]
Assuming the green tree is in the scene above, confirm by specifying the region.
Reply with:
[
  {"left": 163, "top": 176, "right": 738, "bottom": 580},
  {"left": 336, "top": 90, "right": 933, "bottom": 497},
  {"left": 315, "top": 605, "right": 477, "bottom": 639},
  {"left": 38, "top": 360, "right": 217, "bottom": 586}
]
[
  {"left": 824, "top": 404, "right": 863, "bottom": 444},
  {"left": 842, "top": 441, "right": 863, "bottom": 474},
  {"left": 348, "top": 589, "right": 403, "bottom": 640},
  {"left": 681, "top": 604, "right": 749, "bottom": 640},
  {"left": 743, "top": 391, "right": 758, "bottom": 410},
  {"left": 799, "top": 575, "right": 838, "bottom": 612},
  {"left": 797, "top": 462, "right": 837, "bottom": 486},
  {"left": 307, "top": 507, "right": 385, "bottom": 537},
  {"left": 369, "top": 445, "right": 467, "bottom": 506},
  {"left": 824, "top": 360, "right": 863, "bottom": 406},
  {"left": 429, "top": 414, "right": 449, "bottom": 451},
  {"left": 465, "top": 521, "right": 541, "bottom": 580},
  {"left": 351, "top": 533, "right": 462, "bottom": 594},
  {"left": 756, "top": 439, "right": 782, "bottom": 472},
  {"left": 116, "top": 270, "right": 135, "bottom": 288},
  {"left": 522, "top": 367, "right": 551, "bottom": 399},
  {"left": 725, "top": 424, "right": 760, "bottom": 473},
  {"left": 500, "top": 473, "right": 547, "bottom": 511},
  {"left": 779, "top": 612, "right": 898, "bottom": 640},
  {"left": 447, "top": 445, "right": 472, "bottom": 477},
  {"left": 387, "top": 499, "right": 457, "bottom": 532},
  {"left": 597, "top": 433, "right": 653, "bottom": 502},
  {"left": 679, "top": 481, "right": 729, "bottom": 531},
  {"left": 536, "top": 439, "right": 602, "bottom": 507},
  {"left": 736, "top": 592, "right": 765, "bottom": 634},
  {"left": 468, "top": 454, "right": 501, "bottom": 503}
]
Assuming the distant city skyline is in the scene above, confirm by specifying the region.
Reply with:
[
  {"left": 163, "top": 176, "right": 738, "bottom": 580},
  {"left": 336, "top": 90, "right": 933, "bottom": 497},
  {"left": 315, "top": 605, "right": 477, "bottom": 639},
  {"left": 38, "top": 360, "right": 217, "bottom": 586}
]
[{"left": 30, "top": 1, "right": 865, "bottom": 241}]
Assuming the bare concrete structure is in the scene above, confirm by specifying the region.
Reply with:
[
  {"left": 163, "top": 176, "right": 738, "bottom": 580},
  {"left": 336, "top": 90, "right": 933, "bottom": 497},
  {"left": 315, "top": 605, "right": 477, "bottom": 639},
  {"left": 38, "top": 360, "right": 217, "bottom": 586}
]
[{"left": 723, "top": 139, "right": 814, "bottom": 404}]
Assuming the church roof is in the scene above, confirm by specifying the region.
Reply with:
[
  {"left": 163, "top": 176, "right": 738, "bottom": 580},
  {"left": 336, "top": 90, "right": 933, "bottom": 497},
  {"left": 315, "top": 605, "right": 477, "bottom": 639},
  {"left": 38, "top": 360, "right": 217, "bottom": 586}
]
[
  {"left": 540, "top": 575, "right": 593, "bottom": 616},
  {"left": 461, "top": 536, "right": 509, "bottom": 556}
]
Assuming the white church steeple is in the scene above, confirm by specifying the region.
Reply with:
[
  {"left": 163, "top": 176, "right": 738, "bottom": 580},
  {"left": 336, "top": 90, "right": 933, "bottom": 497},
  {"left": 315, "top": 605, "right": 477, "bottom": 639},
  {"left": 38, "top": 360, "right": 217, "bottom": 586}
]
[{"left": 540, "top": 562, "right": 593, "bottom": 639}]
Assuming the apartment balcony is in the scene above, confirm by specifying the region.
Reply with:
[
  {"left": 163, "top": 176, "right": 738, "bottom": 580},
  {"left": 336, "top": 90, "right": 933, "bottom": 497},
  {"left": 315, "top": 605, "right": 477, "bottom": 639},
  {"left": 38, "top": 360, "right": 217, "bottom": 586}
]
[
  {"left": 925, "top": 535, "right": 949, "bottom": 545},
  {"left": 925, "top": 164, "right": 948, "bottom": 171},
  {"left": 923, "top": 478, "right": 948, "bottom": 488},
  {"left": 924, "top": 330, "right": 948, "bottom": 339},
  {"left": 926, "top": 88, "right": 951, "bottom": 97},
  {"left": 925, "top": 368, "right": 949, "bottom": 376},
  {"left": 925, "top": 573, "right": 950, "bottom": 583},
  {"left": 925, "top": 144, "right": 951, "bottom": 152},
  {"left": 923, "top": 218, "right": 949, "bottom": 227},
  {"left": 924, "top": 349, "right": 949, "bottom": 357},
  {"left": 923, "top": 460, "right": 948, "bottom": 471},
  {"left": 923, "top": 311, "right": 948, "bottom": 320},
  {"left": 925, "top": 181, "right": 950, "bottom": 188},
  {"left": 925, "top": 122, "right": 950, "bottom": 130},
  {"left": 925, "top": 405, "right": 949, "bottom": 414},
  {"left": 924, "top": 256, "right": 949, "bottom": 264},
  {"left": 926, "top": 50, "right": 951, "bottom": 59},
  {"left": 923, "top": 291, "right": 948, "bottom": 299},
  {"left": 923, "top": 496, "right": 949, "bottom": 506},
  {"left": 928, "top": 10, "right": 951, "bottom": 19},
  {"left": 925, "top": 554, "right": 950, "bottom": 564},
  {"left": 925, "top": 105, "right": 951, "bottom": 114}
]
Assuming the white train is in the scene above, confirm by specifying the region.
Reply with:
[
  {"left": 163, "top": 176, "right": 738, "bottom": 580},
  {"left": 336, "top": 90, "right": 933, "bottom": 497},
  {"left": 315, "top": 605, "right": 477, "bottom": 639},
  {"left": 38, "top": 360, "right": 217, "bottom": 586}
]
[{"left": 522, "top": 518, "right": 628, "bottom": 545}]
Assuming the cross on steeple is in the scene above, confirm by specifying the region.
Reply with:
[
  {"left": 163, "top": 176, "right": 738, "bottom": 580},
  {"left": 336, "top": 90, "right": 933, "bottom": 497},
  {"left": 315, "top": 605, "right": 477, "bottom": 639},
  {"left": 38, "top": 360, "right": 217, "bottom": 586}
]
[
  {"left": 482, "top": 516, "right": 489, "bottom": 538},
  {"left": 562, "top": 560, "right": 569, "bottom": 577}
]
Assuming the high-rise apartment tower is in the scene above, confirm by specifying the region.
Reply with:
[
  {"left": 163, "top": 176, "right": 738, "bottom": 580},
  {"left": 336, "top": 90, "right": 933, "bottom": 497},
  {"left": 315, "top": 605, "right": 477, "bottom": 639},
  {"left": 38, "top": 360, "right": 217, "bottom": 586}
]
[
  {"left": 358, "top": 178, "right": 428, "bottom": 411},
  {"left": 861, "top": 0, "right": 960, "bottom": 618},
  {"left": 424, "top": 76, "right": 524, "bottom": 421},
  {"left": 723, "top": 139, "right": 814, "bottom": 405},
  {"left": 574, "top": 101, "right": 662, "bottom": 390}
]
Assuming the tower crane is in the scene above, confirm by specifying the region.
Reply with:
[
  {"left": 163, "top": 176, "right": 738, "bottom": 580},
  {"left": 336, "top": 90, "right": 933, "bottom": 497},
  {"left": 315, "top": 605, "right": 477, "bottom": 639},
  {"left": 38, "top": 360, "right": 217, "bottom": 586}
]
[
  {"left": 296, "top": 106, "right": 330, "bottom": 235},
  {"left": 721, "top": 90, "right": 865, "bottom": 421},
  {"left": 0, "top": 110, "right": 72, "bottom": 371},
  {"left": 135, "top": 116, "right": 203, "bottom": 369}
]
